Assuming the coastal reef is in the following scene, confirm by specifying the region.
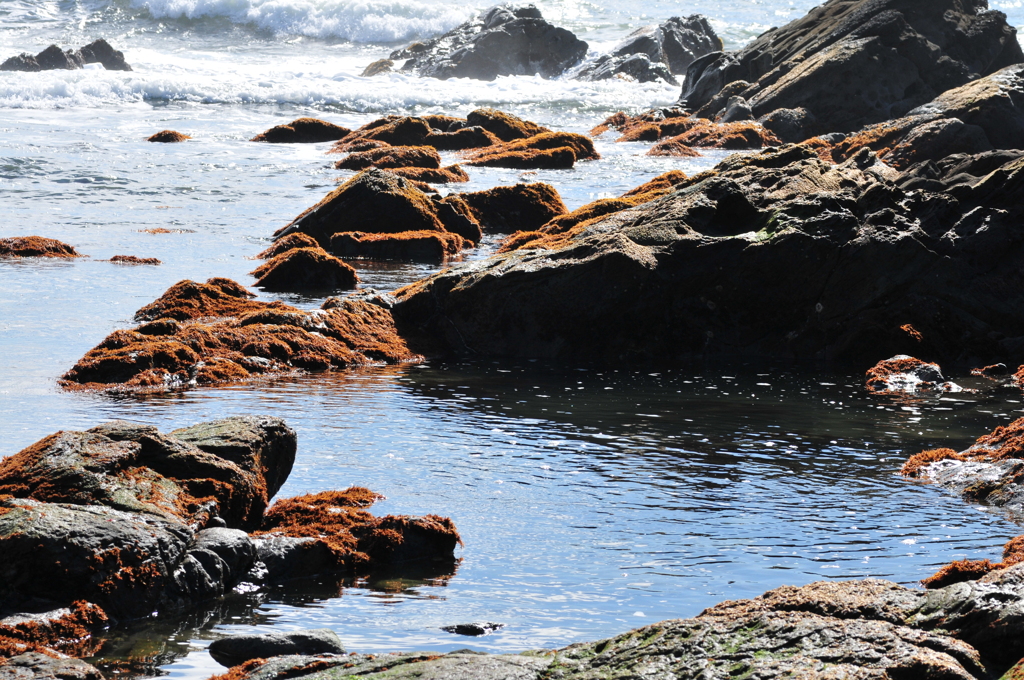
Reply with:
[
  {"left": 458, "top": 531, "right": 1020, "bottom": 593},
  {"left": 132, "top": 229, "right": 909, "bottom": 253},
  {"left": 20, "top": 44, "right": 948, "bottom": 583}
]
[
  {"left": 1, "top": 39, "right": 131, "bottom": 72},
  {"left": 0, "top": 416, "right": 460, "bottom": 652},
  {"left": 59, "top": 277, "right": 417, "bottom": 391},
  {"left": 388, "top": 5, "right": 587, "bottom": 81},
  {"left": 204, "top": 576, "right": 1024, "bottom": 679}
]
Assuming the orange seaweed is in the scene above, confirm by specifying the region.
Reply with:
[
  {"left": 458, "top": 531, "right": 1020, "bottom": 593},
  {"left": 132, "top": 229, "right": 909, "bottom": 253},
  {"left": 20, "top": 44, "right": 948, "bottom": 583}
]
[
  {"left": 0, "top": 236, "right": 81, "bottom": 258},
  {"left": 110, "top": 255, "right": 161, "bottom": 265},
  {"left": 256, "top": 233, "right": 320, "bottom": 260},
  {"left": 147, "top": 130, "right": 190, "bottom": 143}
]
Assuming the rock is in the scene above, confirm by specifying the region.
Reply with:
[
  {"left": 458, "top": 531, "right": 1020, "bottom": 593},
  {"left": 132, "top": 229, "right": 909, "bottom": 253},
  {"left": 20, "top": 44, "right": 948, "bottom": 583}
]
[
  {"left": 424, "top": 127, "right": 501, "bottom": 151},
  {"left": 1, "top": 40, "right": 131, "bottom": 72},
  {"left": 576, "top": 15, "right": 722, "bottom": 84},
  {"left": 865, "top": 355, "right": 962, "bottom": 393},
  {"left": 360, "top": 59, "right": 393, "bottom": 77},
  {"left": 330, "top": 231, "right": 467, "bottom": 262},
  {"left": 109, "top": 255, "right": 160, "bottom": 265},
  {"left": 389, "top": 4, "right": 587, "bottom": 81},
  {"left": 148, "top": 130, "right": 190, "bottom": 143},
  {"left": 575, "top": 53, "right": 676, "bottom": 85},
  {"left": 0, "top": 237, "right": 81, "bottom": 258},
  {"left": 255, "top": 233, "right": 320, "bottom": 259},
  {"left": 679, "top": 0, "right": 1024, "bottom": 136},
  {"left": 209, "top": 629, "right": 345, "bottom": 667},
  {"left": 387, "top": 165, "right": 470, "bottom": 184},
  {"left": 328, "top": 118, "right": 432, "bottom": 152},
  {"left": 334, "top": 146, "right": 441, "bottom": 171},
  {"left": 465, "top": 108, "right": 548, "bottom": 142},
  {"left": 973, "top": 363, "right": 1010, "bottom": 378},
  {"left": 647, "top": 119, "right": 779, "bottom": 154},
  {"left": 250, "top": 247, "right": 359, "bottom": 292},
  {"left": 60, "top": 278, "right": 418, "bottom": 390},
  {"left": 390, "top": 142, "right": 1024, "bottom": 364},
  {"left": 719, "top": 96, "right": 753, "bottom": 123},
  {"left": 461, "top": 131, "right": 598, "bottom": 169},
  {"left": 441, "top": 622, "right": 504, "bottom": 636},
  {"left": 251, "top": 119, "right": 351, "bottom": 144},
  {"left": 455, "top": 183, "right": 567, "bottom": 233},
  {"left": 0, "top": 602, "right": 108, "bottom": 659},
  {"left": 758, "top": 107, "right": 817, "bottom": 144},
  {"left": 214, "top": 652, "right": 551, "bottom": 680},
  {"left": 275, "top": 170, "right": 450, "bottom": 247},
  {"left": 0, "top": 653, "right": 104, "bottom": 680}
]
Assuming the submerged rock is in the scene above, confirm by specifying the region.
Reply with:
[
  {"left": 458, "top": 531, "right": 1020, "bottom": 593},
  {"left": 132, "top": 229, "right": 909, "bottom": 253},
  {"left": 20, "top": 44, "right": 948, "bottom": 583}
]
[
  {"left": 679, "top": 0, "right": 1023, "bottom": 136},
  {"left": 389, "top": 4, "right": 587, "bottom": 81},
  {"left": 147, "top": 130, "right": 191, "bottom": 143},
  {"left": 0, "top": 237, "right": 81, "bottom": 258},
  {"left": 60, "top": 277, "right": 417, "bottom": 390},
  {"left": 109, "top": 255, "right": 161, "bottom": 265},
  {"left": 209, "top": 629, "right": 345, "bottom": 667},
  {"left": 330, "top": 231, "right": 467, "bottom": 263},
  {"left": 251, "top": 119, "right": 351, "bottom": 144}
]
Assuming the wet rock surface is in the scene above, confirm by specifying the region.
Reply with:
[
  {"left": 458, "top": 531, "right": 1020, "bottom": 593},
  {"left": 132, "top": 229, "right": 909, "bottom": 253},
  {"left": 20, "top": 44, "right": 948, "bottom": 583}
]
[
  {"left": 330, "top": 231, "right": 467, "bottom": 263},
  {"left": 148, "top": 130, "right": 190, "bottom": 143},
  {"left": 461, "top": 132, "right": 599, "bottom": 169},
  {"left": 0, "top": 237, "right": 81, "bottom": 258},
  {"left": 865, "top": 355, "right": 962, "bottom": 393},
  {"left": 250, "top": 247, "right": 359, "bottom": 292},
  {"left": 389, "top": 4, "right": 587, "bottom": 81},
  {"left": 0, "top": 653, "right": 104, "bottom": 680},
  {"left": 209, "top": 629, "right": 345, "bottom": 667},
  {"left": 1, "top": 39, "right": 131, "bottom": 72},
  {"left": 679, "top": 0, "right": 1023, "bottom": 136}
]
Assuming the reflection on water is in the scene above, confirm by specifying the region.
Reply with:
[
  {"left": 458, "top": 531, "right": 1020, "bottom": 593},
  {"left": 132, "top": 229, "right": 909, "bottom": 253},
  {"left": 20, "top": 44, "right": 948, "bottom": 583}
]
[{"left": 47, "top": 360, "right": 1023, "bottom": 679}]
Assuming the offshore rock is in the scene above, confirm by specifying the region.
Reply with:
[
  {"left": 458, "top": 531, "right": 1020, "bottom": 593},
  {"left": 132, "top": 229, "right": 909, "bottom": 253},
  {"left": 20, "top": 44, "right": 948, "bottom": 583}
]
[
  {"left": 575, "top": 15, "right": 722, "bottom": 84},
  {"left": 456, "top": 183, "right": 567, "bottom": 233},
  {"left": 679, "top": 0, "right": 1023, "bottom": 136},
  {"left": 461, "top": 131, "right": 599, "bottom": 169},
  {"left": 1, "top": 39, "right": 131, "bottom": 72},
  {"left": 0, "top": 237, "right": 81, "bottom": 258},
  {"left": 0, "top": 653, "right": 104, "bottom": 680},
  {"left": 148, "top": 130, "right": 191, "bottom": 143},
  {"left": 255, "top": 233, "right": 320, "bottom": 260},
  {"left": 60, "top": 277, "right": 418, "bottom": 390},
  {"left": 389, "top": 5, "right": 587, "bottom": 81},
  {"left": 391, "top": 143, "right": 1024, "bottom": 364},
  {"left": 865, "top": 355, "right": 962, "bottom": 393},
  {"left": 251, "top": 119, "right": 351, "bottom": 144},
  {"left": 334, "top": 145, "right": 441, "bottom": 171},
  {"left": 209, "top": 629, "right": 345, "bottom": 667},
  {"left": 330, "top": 231, "right": 467, "bottom": 263},
  {"left": 250, "top": 247, "right": 359, "bottom": 292}
]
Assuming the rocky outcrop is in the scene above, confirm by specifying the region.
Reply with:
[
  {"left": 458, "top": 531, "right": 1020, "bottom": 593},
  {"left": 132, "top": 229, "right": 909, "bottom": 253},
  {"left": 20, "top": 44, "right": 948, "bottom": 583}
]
[
  {"left": 0, "top": 237, "right": 81, "bottom": 258},
  {"left": 334, "top": 146, "right": 441, "bottom": 171},
  {"left": 455, "top": 183, "right": 567, "bottom": 233},
  {"left": 389, "top": 4, "right": 587, "bottom": 81},
  {"left": 679, "top": 0, "right": 1023, "bottom": 136},
  {"left": 209, "top": 629, "right": 345, "bottom": 667},
  {"left": 148, "top": 130, "right": 191, "bottom": 143},
  {"left": 1, "top": 39, "right": 131, "bottom": 72},
  {"left": 255, "top": 233, "right": 320, "bottom": 260},
  {"left": 591, "top": 108, "right": 780, "bottom": 152},
  {"left": 330, "top": 231, "right": 467, "bottom": 263},
  {"left": 0, "top": 418, "right": 460, "bottom": 630},
  {"left": 0, "top": 653, "right": 105, "bottom": 680},
  {"left": 390, "top": 142, "right": 1024, "bottom": 364},
  {"left": 461, "top": 131, "right": 599, "bottom": 169},
  {"left": 360, "top": 59, "right": 393, "bottom": 77},
  {"left": 387, "top": 165, "right": 469, "bottom": 184},
  {"left": 865, "top": 355, "right": 962, "bottom": 393},
  {"left": 250, "top": 247, "right": 358, "bottom": 292},
  {"left": 251, "top": 119, "right": 351, "bottom": 144},
  {"left": 203, "top": 575, "right": 1024, "bottom": 679},
  {"left": 60, "top": 277, "right": 417, "bottom": 390},
  {"left": 576, "top": 16, "right": 722, "bottom": 84}
]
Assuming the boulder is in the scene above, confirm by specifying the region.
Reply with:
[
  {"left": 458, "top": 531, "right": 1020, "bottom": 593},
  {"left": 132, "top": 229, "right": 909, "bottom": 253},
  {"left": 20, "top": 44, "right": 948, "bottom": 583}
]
[
  {"left": 387, "top": 165, "right": 470, "bottom": 184},
  {"left": 389, "top": 4, "right": 587, "bottom": 81},
  {"left": 0, "top": 237, "right": 80, "bottom": 258},
  {"left": 328, "top": 118, "right": 432, "bottom": 152},
  {"left": 147, "top": 130, "right": 190, "bottom": 143},
  {"left": 455, "top": 183, "right": 567, "bottom": 233},
  {"left": 334, "top": 146, "right": 441, "bottom": 171},
  {"left": 679, "top": 0, "right": 1023, "bottom": 136},
  {"left": 209, "top": 629, "right": 345, "bottom": 667},
  {"left": 330, "top": 231, "right": 467, "bottom": 263},
  {"left": 647, "top": 119, "right": 779, "bottom": 153},
  {"left": 0, "top": 653, "right": 104, "bottom": 680},
  {"left": 255, "top": 233, "right": 320, "bottom": 259},
  {"left": 391, "top": 143, "right": 1024, "bottom": 364},
  {"left": 251, "top": 119, "right": 351, "bottom": 144},
  {"left": 1, "top": 40, "right": 131, "bottom": 72},
  {"left": 575, "top": 15, "right": 722, "bottom": 84},
  {"left": 0, "top": 602, "right": 108, "bottom": 659},
  {"left": 865, "top": 355, "right": 962, "bottom": 393},
  {"left": 464, "top": 108, "right": 548, "bottom": 141},
  {"left": 461, "top": 132, "right": 599, "bottom": 169},
  {"left": 60, "top": 278, "right": 418, "bottom": 390},
  {"left": 250, "top": 247, "right": 359, "bottom": 292}
]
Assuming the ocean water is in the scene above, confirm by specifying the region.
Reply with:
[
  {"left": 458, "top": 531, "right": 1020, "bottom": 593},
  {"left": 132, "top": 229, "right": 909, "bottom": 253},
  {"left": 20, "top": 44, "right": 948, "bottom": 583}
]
[{"left": 3, "top": 0, "right": 1024, "bottom": 678}]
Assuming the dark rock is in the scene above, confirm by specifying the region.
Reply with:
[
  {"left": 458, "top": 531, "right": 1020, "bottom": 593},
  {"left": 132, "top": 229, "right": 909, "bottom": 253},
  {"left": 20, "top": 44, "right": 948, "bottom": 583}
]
[
  {"left": 758, "top": 107, "right": 817, "bottom": 143},
  {"left": 250, "top": 247, "right": 359, "bottom": 292},
  {"left": 34, "top": 45, "right": 82, "bottom": 70},
  {"left": 0, "top": 653, "right": 104, "bottom": 680},
  {"left": 441, "top": 622, "right": 505, "bottom": 636},
  {"left": 0, "top": 237, "right": 80, "bottom": 258},
  {"left": 575, "top": 53, "right": 676, "bottom": 84},
  {"left": 252, "top": 535, "right": 338, "bottom": 581},
  {"left": 387, "top": 165, "right": 470, "bottom": 184},
  {"left": 222, "top": 652, "right": 551, "bottom": 680},
  {"left": 256, "top": 233, "right": 321, "bottom": 259},
  {"left": 334, "top": 146, "right": 441, "bottom": 171},
  {"left": 865, "top": 355, "right": 961, "bottom": 393},
  {"left": 0, "top": 55, "right": 40, "bottom": 72},
  {"left": 679, "top": 0, "right": 1024, "bottom": 136},
  {"left": 389, "top": 4, "right": 587, "bottom": 81},
  {"left": 77, "top": 39, "right": 131, "bottom": 71},
  {"left": 391, "top": 142, "right": 1024, "bottom": 364},
  {"left": 719, "top": 96, "right": 753, "bottom": 123},
  {"left": 209, "top": 629, "right": 345, "bottom": 667},
  {"left": 424, "top": 127, "right": 501, "bottom": 151}
]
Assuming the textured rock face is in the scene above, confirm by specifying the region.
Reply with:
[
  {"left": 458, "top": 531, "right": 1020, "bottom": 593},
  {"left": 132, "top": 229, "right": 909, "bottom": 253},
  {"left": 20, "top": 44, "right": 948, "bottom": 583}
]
[
  {"left": 0, "top": 653, "right": 105, "bottom": 680},
  {"left": 680, "top": 0, "right": 1023, "bottom": 135},
  {"left": 0, "top": 237, "right": 80, "bottom": 258},
  {"left": 250, "top": 247, "right": 359, "bottom": 292},
  {"left": 393, "top": 142, "right": 1024, "bottom": 364},
  {"left": 576, "top": 15, "right": 722, "bottom": 84},
  {"left": 209, "top": 629, "right": 345, "bottom": 667},
  {"left": 389, "top": 4, "right": 587, "bottom": 80}
]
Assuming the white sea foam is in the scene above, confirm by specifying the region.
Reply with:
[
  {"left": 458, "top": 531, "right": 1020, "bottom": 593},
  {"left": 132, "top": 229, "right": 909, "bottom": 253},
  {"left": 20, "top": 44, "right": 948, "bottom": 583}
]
[{"left": 128, "top": 0, "right": 474, "bottom": 42}]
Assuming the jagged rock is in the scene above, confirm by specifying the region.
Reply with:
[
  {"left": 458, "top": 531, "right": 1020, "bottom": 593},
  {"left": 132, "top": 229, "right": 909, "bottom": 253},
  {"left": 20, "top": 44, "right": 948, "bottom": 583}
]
[
  {"left": 679, "top": 0, "right": 1023, "bottom": 136},
  {"left": 576, "top": 15, "right": 721, "bottom": 84},
  {"left": 391, "top": 143, "right": 1024, "bottom": 364},
  {"left": 389, "top": 4, "right": 587, "bottom": 81},
  {"left": 209, "top": 629, "right": 345, "bottom": 667},
  {"left": 1, "top": 39, "right": 131, "bottom": 72}
]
